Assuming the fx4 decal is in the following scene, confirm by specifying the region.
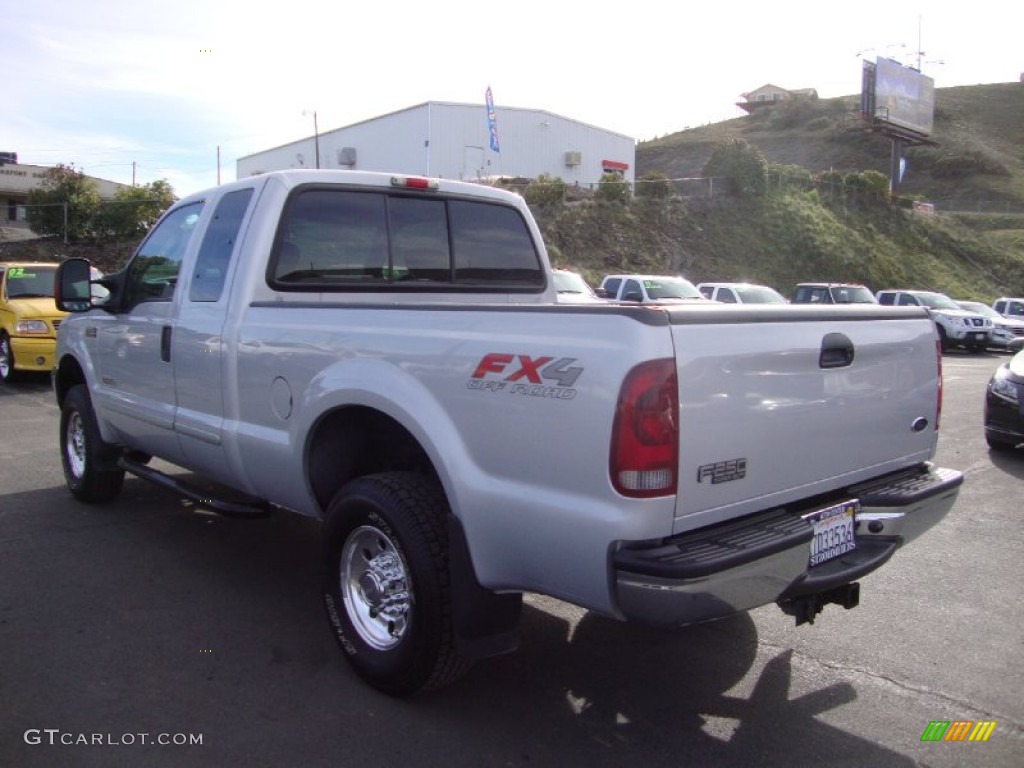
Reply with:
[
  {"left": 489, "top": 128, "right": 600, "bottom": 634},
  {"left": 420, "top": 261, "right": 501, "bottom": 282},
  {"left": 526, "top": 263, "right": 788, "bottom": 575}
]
[{"left": 468, "top": 353, "right": 582, "bottom": 400}]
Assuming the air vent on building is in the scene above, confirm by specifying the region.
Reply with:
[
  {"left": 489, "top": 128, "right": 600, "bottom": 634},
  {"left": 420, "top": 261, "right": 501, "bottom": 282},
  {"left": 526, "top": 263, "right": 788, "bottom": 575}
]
[
  {"left": 564, "top": 151, "right": 581, "bottom": 167},
  {"left": 337, "top": 147, "right": 357, "bottom": 167}
]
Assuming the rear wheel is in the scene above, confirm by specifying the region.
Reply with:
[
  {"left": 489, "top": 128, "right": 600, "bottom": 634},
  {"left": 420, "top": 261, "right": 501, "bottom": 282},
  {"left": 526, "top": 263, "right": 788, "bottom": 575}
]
[
  {"left": 60, "top": 385, "right": 125, "bottom": 502},
  {"left": 322, "top": 472, "right": 471, "bottom": 696},
  {"left": 0, "top": 332, "right": 19, "bottom": 383}
]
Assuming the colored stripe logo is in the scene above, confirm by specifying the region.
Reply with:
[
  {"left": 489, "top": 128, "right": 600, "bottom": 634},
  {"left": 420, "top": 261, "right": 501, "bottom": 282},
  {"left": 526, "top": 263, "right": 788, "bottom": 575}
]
[{"left": 921, "top": 720, "right": 997, "bottom": 742}]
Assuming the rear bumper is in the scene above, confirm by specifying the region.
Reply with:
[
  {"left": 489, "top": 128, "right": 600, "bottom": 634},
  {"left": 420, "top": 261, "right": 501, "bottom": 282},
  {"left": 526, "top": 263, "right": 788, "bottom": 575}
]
[{"left": 612, "top": 464, "right": 962, "bottom": 626}]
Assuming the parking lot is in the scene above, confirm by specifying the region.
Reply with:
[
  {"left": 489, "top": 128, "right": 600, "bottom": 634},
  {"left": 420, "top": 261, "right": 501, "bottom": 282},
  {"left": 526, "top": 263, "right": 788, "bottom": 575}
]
[{"left": 1, "top": 350, "right": 1021, "bottom": 767}]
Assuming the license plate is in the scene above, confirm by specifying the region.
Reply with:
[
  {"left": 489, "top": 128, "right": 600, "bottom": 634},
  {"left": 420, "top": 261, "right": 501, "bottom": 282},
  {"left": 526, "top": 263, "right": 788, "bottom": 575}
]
[{"left": 804, "top": 500, "right": 858, "bottom": 567}]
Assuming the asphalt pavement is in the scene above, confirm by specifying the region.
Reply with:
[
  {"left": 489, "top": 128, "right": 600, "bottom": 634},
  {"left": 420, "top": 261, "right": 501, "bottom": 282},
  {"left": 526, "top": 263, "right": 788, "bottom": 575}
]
[{"left": 1, "top": 350, "right": 1021, "bottom": 767}]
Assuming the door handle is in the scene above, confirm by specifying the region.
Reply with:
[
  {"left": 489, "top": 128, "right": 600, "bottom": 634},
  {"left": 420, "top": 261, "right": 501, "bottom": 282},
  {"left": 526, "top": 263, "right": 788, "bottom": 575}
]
[{"left": 161, "top": 326, "right": 172, "bottom": 363}]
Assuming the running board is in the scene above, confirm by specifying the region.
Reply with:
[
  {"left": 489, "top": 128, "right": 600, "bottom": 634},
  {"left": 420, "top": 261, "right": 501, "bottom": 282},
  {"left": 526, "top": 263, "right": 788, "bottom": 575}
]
[{"left": 118, "top": 457, "right": 272, "bottom": 518}]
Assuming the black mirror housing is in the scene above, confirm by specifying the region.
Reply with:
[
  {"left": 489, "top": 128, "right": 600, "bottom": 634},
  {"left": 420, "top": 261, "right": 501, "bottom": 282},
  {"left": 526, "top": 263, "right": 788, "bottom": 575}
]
[{"left": 54, "top": 258, "right": 94, "bottom": 312}]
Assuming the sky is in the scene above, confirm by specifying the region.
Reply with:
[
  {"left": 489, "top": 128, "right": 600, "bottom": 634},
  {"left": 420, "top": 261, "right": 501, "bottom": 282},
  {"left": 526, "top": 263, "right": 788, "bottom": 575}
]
[{"left": 5, "top": 0, "right": 1021, "bottom": 198}]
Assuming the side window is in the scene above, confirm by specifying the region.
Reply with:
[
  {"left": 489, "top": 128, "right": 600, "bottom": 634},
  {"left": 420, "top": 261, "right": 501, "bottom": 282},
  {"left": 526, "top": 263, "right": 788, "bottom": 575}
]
[
  {"left": 699, "top": 285, "right": 714, "bottom": 299},
  {"left": 1009, "top": 301, "right": 1024, "bottom": 317},
  {"left": 190, "top": 189, "right": 253, "bottom": 302},
  {"left": 719, "top": 288, "right": 737, "bottom": 303},
  {"left": 898, "top": 294, "right": 918, "bottom": 306},
  {"left": 994, "top": 301, "right": 1005, "bottom": 314},
  {"left": 603, "top": 278, "right": 622, "bottom": 297},
  {"left": 124, "top": 202, "right": 204, "bottom": 308},
  {"left": 623, "top": 279, "right": 643, "bottom": 301},
  {"left": 450, "top": 201, "right": 542, "bottom": 286},
  {"left": 877, "top": 292, "right": 895, "bottom": 305}
]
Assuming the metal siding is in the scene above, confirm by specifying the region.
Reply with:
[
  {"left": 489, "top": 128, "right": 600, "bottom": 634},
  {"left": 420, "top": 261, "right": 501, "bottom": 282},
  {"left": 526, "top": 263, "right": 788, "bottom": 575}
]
[{"left": 237, "top": 103, "right": 634, "bottom": 187}]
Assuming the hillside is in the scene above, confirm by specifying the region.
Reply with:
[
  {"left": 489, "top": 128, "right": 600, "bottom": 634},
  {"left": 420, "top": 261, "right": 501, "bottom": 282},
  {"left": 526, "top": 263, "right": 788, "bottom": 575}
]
[
  {"left": 637, "top": 82, "right": 1024, "bottom": 214},
  {"left": 529, "top": 81, "right": 1024, "bottom": 302}
]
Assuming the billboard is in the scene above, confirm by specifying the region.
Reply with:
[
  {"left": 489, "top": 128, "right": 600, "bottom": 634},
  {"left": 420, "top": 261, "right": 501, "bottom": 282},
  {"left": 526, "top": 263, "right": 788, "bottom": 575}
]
[{"left": 862, "top": 57, "right": 935, "bottom": 136}]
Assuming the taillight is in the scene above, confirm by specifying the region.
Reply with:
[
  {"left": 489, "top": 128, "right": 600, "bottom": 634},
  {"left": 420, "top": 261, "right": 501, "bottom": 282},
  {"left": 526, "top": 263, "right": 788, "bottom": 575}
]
[
  {"left": 610, "top": 359, "right": 679, "bottom": 497},
  {"left": 935, "top": 339, "right": 943, "bottom": 431}
]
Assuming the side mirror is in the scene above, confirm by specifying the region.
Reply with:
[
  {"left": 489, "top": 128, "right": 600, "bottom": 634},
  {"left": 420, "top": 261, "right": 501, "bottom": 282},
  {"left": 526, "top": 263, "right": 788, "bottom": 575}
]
[
  {"left": 623, "top": 291, "right": 643, "bottom": 303},
  {"left": 55, "top": 258, "right": 95, "bottom": 312}
]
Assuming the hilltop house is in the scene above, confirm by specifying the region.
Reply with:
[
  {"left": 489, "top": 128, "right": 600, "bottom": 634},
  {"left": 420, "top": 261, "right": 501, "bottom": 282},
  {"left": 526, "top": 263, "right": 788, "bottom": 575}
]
[{"left": 737, "top": 85, "right": 819, "bottom": 113}]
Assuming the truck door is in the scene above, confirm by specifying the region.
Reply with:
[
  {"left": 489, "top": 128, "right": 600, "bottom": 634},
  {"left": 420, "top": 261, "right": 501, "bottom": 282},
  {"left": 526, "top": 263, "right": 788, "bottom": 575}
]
[
  {"left": 91, "top": 202, "right": 205, "bottom": 464},
  {"left": 171, "top": 187, "right": 256, "bottom": 484}
]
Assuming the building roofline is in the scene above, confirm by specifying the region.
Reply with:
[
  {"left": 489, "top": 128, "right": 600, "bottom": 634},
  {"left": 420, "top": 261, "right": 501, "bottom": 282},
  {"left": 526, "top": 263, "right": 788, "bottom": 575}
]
[{"left": 237, "top": 101, "right": 634, "bottom": 161}]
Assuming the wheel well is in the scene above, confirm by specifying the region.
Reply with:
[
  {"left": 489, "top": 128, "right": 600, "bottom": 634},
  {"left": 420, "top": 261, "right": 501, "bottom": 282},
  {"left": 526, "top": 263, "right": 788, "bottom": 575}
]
[
  {"left": 307, "top": 406, "right": 437, "bottom": 513},
  {"left": 54, "top": 355, "right": 87, "bottom": 407}
]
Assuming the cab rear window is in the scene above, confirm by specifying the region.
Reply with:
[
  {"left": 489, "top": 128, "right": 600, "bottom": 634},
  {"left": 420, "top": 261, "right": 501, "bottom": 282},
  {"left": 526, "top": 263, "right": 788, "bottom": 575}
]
[{"left": 269, "top": 187, "right": 543, "bottom": 292}]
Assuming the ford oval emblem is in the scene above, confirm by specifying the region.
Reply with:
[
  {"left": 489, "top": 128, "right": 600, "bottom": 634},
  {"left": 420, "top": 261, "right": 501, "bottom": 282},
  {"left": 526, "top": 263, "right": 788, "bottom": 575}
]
[{"left": 911, "top": 417, "right": 929, "bottom": 432}]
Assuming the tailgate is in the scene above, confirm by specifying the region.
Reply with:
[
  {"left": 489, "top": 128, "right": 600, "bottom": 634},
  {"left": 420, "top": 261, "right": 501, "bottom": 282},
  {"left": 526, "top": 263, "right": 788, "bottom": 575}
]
[{"left": 667, "top": 305, "right": 940, "bottom": 530}]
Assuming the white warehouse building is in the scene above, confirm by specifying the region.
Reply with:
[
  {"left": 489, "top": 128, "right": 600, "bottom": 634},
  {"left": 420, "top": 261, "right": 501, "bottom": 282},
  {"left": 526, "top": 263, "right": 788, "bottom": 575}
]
[{"left": 236, "top": 101, "right": 635, "bottom": 188}]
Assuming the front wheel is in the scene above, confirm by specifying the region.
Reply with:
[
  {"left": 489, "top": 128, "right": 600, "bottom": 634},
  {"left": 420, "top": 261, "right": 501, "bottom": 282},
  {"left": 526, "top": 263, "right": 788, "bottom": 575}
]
[
  {"left": 322, "top": 472, "right": 471, "bottom": 696},
  {"left": 936, "top": 326, "right": 949, "bottom": 353},
  {"left": 986, "top": 434, "right": 1018, "bottom": 453},
  {"left": 60, "top": 385, "right": 125, "bottom": 502},
  {"left": 0, "top": 332, "right": 19, "bottom": 383}
]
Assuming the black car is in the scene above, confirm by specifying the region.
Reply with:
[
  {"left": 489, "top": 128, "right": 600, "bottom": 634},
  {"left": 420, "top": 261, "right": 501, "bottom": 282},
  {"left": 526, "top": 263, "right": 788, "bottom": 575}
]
[{"left": 984, "top": 349, "right": 1024, "bottom": 452}]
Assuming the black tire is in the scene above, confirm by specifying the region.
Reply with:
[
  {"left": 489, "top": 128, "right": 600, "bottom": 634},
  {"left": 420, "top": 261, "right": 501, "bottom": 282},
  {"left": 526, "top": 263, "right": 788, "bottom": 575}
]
[
  {"left": 322, "top": 472, "right": 471, "bottom": 696},
  {"left": 0, "top": 332, "right": 19, "bottom": 383},
  {"left": 936, "top": 326, "right": 949, "bottom": 352},
  {"left": 986, "top": 434, "right": 1018, "bottom": 453},
  {"left": 60, "top": 384, "right": 125, "bottom": 502}
]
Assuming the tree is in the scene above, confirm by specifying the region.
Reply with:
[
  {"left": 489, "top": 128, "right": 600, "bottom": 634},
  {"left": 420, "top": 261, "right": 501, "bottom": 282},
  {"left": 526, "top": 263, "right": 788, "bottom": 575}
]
[
  {"left": 702, "top": 138, "right": 768, "bottom": 197},
  {"left": 26, "top": 164, "right": 101, "bottom": 240},
  {"left": 95, "top": 180, "right": 177, "bottom": 239}
]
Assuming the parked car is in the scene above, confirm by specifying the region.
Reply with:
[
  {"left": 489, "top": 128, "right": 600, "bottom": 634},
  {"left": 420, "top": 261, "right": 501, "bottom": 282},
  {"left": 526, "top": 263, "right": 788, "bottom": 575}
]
[
  {"left": 791, "top": 283, "right": 877, "bottom": 305},
  {"left": 598, "top": 274, "right": 708, "bottom": 304},
  {"left": 955, "top": 301, "right": 1024, "bottom": 352},
  {"left": 698, "top": 282, "right": 788, "bottom": 304},
  {"left": 984, "top": 349, "right": 1024, "bottom": 451},
  {"left": 0, "top": 261, "right": 68, "bottom": 383},
  {"left": 992, "top": 297, "right": 1024, "bottom": 319},
  {"left": 551, "top": 268, "right": 604, "bottom": 304},
  {"left": 876, "top": 290, "right": 992, "bottom": 353}
]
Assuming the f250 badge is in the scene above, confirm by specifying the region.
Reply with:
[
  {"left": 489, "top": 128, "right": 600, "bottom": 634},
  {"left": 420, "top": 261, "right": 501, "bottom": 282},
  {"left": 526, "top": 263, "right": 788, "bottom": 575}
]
[
  {"left": 697, "top": 458, "right": 747, "bottom": 484},
  {"left": 468, "top": 353, "right": 582, "bottom": 400}
]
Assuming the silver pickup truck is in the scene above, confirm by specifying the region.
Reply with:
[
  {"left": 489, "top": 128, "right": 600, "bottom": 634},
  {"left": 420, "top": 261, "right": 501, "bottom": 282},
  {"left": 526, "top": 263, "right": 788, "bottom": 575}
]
[{"left": 52, "top": 170, "right": 962, "bottom": 695}]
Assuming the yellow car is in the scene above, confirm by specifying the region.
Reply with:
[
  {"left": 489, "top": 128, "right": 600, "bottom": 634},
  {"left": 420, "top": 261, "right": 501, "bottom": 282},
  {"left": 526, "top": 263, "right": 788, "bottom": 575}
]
[{"left": 0, "top": 261, "right": 66, "bottom": 382}]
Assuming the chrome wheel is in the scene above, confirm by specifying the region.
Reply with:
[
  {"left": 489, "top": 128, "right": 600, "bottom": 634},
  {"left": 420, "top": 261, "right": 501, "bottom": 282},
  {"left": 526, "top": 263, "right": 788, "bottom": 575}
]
[
  {"left": 65, "top": 410, "right": 87, "bottom": 479},
  {"left": 340, "top": 524, "right": 412, "bottom": 650}
]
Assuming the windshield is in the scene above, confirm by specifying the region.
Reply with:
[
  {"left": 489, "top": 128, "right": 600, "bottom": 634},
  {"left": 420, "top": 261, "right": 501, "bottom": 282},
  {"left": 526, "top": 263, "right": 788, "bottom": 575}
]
[
  {"left": 645, "top": 277, "right": 703, "bottom": 300},
  {"left": 552, "top": 271, "right": 594, "bottom": 296},
  {"left": 831, "top": 286, "right": 875, "bottom": 304},
  {"left": 917, "top": 293, "right": 960, "bottom": 310},
  {"left": 4, "top": 265, "right": 57, "bottom": 299},
  {"left": 736, "top": 285, "right": 787, "bottom": 304}
]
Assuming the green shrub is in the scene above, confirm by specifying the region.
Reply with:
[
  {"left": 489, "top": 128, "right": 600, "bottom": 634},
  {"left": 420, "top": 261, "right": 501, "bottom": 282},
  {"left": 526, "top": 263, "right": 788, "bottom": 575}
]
[
  {"left": 523, "top": 173, "right": 567, "bottom": 206},
  {"left": 595, "top": 173, "right": 631, "bottom": 203},
  {"left": 702, "top": 138, "right": 767, "bottom": 197},
  {"left": 635, "top": 171, "right": 673, "bottom": 200}
]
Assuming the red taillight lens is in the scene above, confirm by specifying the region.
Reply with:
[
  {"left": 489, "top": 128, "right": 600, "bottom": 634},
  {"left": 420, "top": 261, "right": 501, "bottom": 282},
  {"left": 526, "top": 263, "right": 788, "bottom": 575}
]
[{"left": 610, "top": 359, "right": 679, "bottom": 497}]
